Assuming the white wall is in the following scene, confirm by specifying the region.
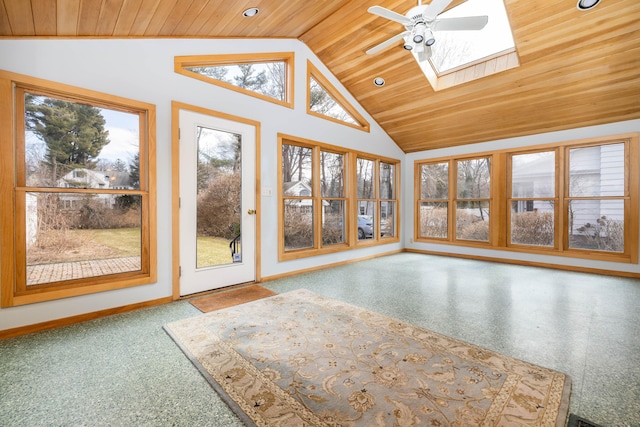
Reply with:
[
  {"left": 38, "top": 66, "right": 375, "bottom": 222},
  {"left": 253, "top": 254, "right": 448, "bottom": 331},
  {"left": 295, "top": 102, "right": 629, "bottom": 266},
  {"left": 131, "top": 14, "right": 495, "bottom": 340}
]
[
  {"left": 0, "top": 38, "right": 404, "bottom": 331},
  {"left": 403, "top": 119, "right": 640, "bottom": 274}
]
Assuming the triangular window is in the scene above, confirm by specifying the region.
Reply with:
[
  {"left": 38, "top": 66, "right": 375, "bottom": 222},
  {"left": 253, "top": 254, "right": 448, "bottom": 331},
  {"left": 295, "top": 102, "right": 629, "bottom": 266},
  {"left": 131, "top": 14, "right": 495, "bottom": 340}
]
[
  {"left": 175, "top": 52, "right": 294, "bottom": 108},
  {"left": 307, "top": 61, "right": 369, "bottom": 132}
]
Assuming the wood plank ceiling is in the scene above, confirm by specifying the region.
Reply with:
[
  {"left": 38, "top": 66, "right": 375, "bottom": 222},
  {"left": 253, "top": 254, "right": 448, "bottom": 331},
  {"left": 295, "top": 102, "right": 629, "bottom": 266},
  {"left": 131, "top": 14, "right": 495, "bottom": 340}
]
[{"left": 1, "top": 0, "right": 639, "bottom": 153}]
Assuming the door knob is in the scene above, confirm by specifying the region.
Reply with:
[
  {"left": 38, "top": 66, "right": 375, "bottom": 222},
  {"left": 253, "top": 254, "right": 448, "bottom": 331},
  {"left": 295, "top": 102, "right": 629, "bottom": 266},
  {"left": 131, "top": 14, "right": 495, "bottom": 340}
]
[{"left": 247, "top": 209, "right": 256, "bottom": 215}]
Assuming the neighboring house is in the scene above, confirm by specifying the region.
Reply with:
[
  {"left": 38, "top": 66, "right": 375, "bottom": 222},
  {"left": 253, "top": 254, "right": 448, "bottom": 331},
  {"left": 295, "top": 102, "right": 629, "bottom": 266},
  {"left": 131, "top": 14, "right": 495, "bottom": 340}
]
[
  {"left": 283, "top": 181, "right": 330, "bottom": 215},
  {"left": 283, "top": 181, "right": 314, "bottom": 213},
  {"left": 511, "top": 144, "right": 624, "bottom": 234},
  {"left": 56, "top": 168, "right": 132, "bottom": 209}
]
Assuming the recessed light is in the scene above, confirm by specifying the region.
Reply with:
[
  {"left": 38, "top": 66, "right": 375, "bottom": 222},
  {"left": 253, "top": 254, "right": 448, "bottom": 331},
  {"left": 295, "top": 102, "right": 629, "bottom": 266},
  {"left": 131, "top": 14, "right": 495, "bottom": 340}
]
[
  {"left": 576, "top": 0, "right": 600, "bottom": 10},
  {"left": 243, "top": 7, "right": 259, "bottom": 17},
  {"left": 373, "top": 77, "right": 385, "bottom": 87}
]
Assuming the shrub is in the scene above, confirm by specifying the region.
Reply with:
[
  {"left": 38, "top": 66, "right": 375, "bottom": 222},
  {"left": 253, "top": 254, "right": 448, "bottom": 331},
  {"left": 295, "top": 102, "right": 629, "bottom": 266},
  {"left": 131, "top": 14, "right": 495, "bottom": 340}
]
[
  {"left": 419, "top": 208, "right": 447, "bottom": 238},
  {"left": 284, "top": 206, "right": 313, "bottom": 250},
  {"left": 197, "top": 173, "right": 241, "bottom": 240},
  {"left": 511, "top": 211, "right": 554, "bottom": 246},
  {"left": 575, "top": 216, "right": 624, "bottom": 252},
  {"left": 456, "top": 210, "right": 489, "bottom": 241}
]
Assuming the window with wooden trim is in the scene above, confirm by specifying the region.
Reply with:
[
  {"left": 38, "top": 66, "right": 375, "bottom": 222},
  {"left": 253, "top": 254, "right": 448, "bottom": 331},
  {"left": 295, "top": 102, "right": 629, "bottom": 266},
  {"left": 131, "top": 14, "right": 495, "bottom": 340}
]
[
  {"left": 356, "top": 157, "right": 399, "bottom": 240},
  {"left": 0, "top": 70, "right": 156, "bottom": 307},
  {"left": 455, "top": 157, "right": 491, "bottom": 242},
  {"left": 279, "top": 134, "right": 398, "bottom": 260},
  {"left": 415, "top": 134, "right": 638, "bottom": 263},
  {"left": 175, "top": 52, "right": 294, "bottom": 109},
  {"left": 508, "top": 150, "right": 556, "bottom": 247},
  {"left": 306, "top": 61, "right": 370, "bottom": 132},
  {"left": 418, "top": 162, "right": 449, "bottom": 239}
]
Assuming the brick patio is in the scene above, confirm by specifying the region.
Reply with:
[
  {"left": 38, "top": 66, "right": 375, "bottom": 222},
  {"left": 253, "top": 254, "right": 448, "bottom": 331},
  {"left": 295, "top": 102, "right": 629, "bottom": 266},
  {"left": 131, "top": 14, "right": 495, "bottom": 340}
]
[{"left": 27, "top": 257, "right": 142, "bottom": 285}]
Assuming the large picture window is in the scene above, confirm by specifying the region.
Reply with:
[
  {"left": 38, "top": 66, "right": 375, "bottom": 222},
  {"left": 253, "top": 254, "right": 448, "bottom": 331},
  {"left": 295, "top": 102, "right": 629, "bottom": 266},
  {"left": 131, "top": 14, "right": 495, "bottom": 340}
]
[
  {"left": 279, "top": 134, "right": 398, "bottom": 260},
  {"left": 0, "top": 71, "right": 156, "bottom": 307},
  {"left": 415, "top": 134, "right": 638, "bottom": 263}
]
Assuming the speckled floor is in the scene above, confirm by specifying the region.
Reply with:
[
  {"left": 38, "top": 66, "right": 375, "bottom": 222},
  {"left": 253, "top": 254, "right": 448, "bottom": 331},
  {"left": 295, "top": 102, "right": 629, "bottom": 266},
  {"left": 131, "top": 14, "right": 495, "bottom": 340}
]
[{"left": 1, "top": 253, "right": 639, "bottom": 426}]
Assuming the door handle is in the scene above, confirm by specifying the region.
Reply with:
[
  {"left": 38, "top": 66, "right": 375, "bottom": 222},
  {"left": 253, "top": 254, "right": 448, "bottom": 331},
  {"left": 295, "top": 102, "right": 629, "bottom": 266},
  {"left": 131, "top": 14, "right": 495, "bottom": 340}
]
[{"left": 247, "top": 209, "right": 256, "bottom": 215}]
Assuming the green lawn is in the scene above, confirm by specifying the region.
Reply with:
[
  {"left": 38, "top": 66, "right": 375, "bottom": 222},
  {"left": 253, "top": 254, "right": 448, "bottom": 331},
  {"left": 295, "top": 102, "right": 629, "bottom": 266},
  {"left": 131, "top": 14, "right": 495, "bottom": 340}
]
[
  {"left": 197, "top": 236, "right": 234, "bottom": 267},
  {"left": 30, "top": 228, "right": 233, "bottom": 266},
  {"left": 88, "top": 228, "right": 141, "bottom": 257}
]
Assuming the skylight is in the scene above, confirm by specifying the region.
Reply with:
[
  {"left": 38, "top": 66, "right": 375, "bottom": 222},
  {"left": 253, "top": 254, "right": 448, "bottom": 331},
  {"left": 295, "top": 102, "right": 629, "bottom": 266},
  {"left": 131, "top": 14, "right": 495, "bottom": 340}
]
[{"left": 430, "top": 0, "right": 515, "bottom": 74}]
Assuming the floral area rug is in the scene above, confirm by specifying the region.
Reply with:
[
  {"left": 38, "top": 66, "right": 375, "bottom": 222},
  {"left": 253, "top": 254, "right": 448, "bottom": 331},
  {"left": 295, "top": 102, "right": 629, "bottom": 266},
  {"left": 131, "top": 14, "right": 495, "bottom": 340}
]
[{"left": 165, "top": 289, "right": 571, "bottom": 426}]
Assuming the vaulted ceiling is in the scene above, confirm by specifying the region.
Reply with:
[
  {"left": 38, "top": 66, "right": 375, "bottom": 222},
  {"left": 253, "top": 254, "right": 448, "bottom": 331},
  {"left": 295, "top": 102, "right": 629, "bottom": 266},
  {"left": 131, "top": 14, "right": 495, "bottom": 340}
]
[{"left": 1, "top": 0, "right": 639, "bottom": 153}]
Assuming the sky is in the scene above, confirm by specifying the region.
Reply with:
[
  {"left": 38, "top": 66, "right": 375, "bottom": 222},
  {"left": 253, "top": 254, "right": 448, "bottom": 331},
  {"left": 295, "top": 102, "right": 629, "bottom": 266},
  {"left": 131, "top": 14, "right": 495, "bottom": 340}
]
[
  {"left": 98, "top": 108, "right": 140, "bottom": 164},
  {"left": 431, "top": 0, "right": 515, "bottom": 72}
]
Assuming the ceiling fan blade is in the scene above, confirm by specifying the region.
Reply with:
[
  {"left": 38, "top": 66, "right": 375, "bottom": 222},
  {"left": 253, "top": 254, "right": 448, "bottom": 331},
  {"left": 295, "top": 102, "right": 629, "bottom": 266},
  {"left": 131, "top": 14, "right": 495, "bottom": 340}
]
[
  {"left": 433, "top": 16, "right": 489, "bottom": 31},
  {"left": 368, "top": 6, "right": 412, "bottom": 26},
  {"left": 366, "top": 31, "right": 410, "bottom": 55},
  {"left": 424, "top": 0, "right": 455, "bottom": 21}
]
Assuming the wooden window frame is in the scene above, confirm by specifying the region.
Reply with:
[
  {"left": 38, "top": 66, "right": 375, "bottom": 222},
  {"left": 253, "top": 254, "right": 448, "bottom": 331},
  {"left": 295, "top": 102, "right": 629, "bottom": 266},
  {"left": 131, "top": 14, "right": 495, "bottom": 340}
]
[
  {"left": 278, "top": 134, "right": 398, "bottom": 261},
  {"left": 0, "top": 70, "right": 157, "bottom": 307},
  {"left": 416, "top": 161, "right": 451, "bottom": 240},
  {"left": 506, "top": 148, "right": 560, "bottom": 250},
  {"left": 174, "top": 52, "right": 295, "bottom": 109},
  {"left": 414, "top": 133, "right": 638, "bottom": 264},
  {"left": 306, "top": 61, "right": 370, "bottom": 132},
  {"left": 454, "top": 155, "right": 493, "bottom": 244},
  {"left": 355, "top": 155, "right": 400, "bottom": 243}
]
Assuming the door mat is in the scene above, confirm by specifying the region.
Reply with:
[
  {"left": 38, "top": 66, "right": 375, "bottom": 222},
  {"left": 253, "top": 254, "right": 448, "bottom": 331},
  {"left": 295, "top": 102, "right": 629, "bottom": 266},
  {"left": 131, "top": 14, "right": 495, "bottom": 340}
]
[
  {"left": 568, "top": 413, "right": 604, "bottom": 427},
  {"left": 189, "top": 285, "right": 277, "bottom": 313}
]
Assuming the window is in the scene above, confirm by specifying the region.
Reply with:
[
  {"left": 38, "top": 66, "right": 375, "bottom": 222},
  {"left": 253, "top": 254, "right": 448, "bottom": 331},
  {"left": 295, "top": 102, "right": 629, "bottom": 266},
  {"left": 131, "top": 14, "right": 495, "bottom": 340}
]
[
  {"left": 355, "top": 157, "right": 398, "bottom": 240},
  {"left": 356, "top": 157, "right": 376, "bottom": 239},
  {"left": 379, "top": 161, "right": 397, "bottom": 239},
  {"left": 418, "top": 162, "right": 449, "bottom": 239},
  {"left": 509, "top": 150, "right": 556, "bottom": 247},
  {"left": 306, "top": 61, "right": 370, "bottom": 132},
  {"left": 567, "top": 143, "right": 626, "bottom": 253},
  {"left": 415, "top": 134, "right": 638, "bottom": 263},
  {"left": 175, "top": 52, "right": 294, "bottom": 109},
  {"left": 455, "top": 157, "right": 491, "bottom": 242},
  {"left": 279, "top": 134, "right": 398, "bottom": 260},
  {"left": 0, "top": 70, "right": 156, "bottom": 307}
]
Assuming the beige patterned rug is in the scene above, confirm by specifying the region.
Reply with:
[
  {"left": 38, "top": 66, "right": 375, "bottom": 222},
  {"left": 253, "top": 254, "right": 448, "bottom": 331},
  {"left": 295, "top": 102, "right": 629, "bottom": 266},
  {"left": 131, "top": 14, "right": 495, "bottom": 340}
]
[{"left": 165, "top": 289, "right": 571, "bottom": 426}]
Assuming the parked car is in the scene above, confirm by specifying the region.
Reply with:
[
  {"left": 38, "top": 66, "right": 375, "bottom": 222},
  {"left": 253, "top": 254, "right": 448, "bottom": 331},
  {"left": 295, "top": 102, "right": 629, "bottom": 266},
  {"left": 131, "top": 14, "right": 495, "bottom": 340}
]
[{"left": 358, "top": 215, "right": 373, "bottom": 239}]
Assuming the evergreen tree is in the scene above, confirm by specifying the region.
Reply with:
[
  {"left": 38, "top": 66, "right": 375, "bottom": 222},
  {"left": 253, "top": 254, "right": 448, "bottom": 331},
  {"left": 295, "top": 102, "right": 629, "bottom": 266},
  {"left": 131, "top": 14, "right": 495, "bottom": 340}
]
[
  {"left": 128, "top": 152, "right": 140, "bottom": 189},
  {"left": 233, "top": 64, "right": 267, "bottom": 93},
  {"left": 25, "top": 95, "right": 110, "bottom": 182}
]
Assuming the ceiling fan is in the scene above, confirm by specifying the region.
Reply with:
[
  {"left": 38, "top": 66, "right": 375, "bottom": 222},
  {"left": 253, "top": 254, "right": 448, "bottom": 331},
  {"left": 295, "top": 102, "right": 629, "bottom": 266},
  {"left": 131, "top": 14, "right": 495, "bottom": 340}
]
[{"left": 366, "top": 0, "right": 489, "bottom": 62}]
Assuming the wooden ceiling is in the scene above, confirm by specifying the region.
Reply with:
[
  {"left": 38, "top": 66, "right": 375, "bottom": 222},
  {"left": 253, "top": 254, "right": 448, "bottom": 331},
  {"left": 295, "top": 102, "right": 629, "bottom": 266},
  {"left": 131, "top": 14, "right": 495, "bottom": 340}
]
[{"left": 1, "top": 0, "right": 639, "bottom": 153}]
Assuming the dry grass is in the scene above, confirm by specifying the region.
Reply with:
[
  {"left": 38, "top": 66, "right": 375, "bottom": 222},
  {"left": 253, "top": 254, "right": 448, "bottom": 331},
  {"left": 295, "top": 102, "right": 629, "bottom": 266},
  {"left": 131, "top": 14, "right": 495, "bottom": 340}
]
[{"left": 27, "top": 228, "right": 140, "bottom": 264}]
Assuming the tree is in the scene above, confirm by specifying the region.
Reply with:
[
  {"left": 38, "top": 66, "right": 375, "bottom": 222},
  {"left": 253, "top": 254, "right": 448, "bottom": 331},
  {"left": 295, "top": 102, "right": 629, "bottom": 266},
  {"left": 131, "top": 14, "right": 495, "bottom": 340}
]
[
  {"left": 233, "top": 64, "right": 267, "bottom": 93},
  {"left": 309, "top": 78, "right": 355, "bottom": 124},
  {"left": 128, "top": 153, "right": 140, "bottom": 189},
  {"left": 188, "top": 65, "right": 229, "bottom": 82},
  {"left": 282, "top": 144, "right": 311, "bottom": 184},
  {"left": 25, "top": 95, "right": 110, "bottom": 182},
  {"left": 264, "top": 62, "right": 286, "bottom": 101}
]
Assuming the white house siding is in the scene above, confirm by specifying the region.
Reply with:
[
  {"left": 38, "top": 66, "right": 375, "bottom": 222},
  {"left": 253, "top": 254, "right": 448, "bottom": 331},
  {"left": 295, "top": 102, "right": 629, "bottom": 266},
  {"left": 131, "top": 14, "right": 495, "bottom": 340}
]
[{"left": 599, "top": 143, "right": 625, "bottom": 223}]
